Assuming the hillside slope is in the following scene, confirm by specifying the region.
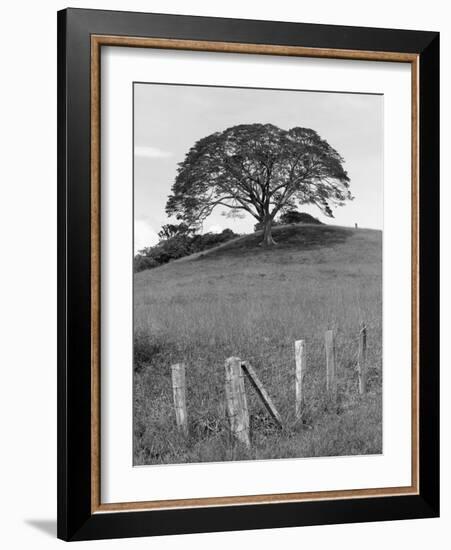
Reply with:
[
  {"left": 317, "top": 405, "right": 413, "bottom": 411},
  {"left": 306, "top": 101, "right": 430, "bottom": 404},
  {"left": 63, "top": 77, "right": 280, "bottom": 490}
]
[{"left": 134, "top": 225, "right": 382, "bottom": 465}]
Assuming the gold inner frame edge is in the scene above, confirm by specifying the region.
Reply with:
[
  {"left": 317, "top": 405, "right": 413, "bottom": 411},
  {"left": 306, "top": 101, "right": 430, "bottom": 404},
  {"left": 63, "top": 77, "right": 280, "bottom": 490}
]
[{"left": 90, "top": 35, "right": 420, "bottom": 514}]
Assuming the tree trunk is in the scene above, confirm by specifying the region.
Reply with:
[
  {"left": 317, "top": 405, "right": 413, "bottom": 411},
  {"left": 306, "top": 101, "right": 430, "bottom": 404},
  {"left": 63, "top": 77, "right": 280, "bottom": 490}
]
[{"left": 261, "top": 216, "right": 276, "bottom": 246}]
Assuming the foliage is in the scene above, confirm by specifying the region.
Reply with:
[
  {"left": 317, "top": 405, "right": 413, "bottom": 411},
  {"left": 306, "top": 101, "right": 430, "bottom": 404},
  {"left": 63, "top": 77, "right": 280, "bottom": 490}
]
[
  {"left": 279, "top": 210, "right": 324, "bottom": 225},
  {"left": 254, "top": 220, "right": 280, "bottom": 232},
  {"left": 158, "top": 222, "right": 193, "bottom": 240},
  {"left": 133, "top": 226, "right": 240, "bottom": 272},
  {"left": 166, "top": 124, "right": 352, "bottom": 245},
  {"left": 133, "top": 254, "right": 161, "bottom": 273}
]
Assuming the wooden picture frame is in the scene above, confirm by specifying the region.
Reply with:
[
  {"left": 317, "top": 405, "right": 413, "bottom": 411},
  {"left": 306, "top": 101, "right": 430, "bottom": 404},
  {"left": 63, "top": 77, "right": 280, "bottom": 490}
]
[{"left": 57, "top": 7, "right": 439, "bottom": 541}]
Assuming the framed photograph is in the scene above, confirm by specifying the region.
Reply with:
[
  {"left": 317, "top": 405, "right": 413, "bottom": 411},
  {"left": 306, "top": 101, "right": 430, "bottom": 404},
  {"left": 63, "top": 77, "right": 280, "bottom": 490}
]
[{"left": 57, "top": 8, "right": 439, "bottom": 541}]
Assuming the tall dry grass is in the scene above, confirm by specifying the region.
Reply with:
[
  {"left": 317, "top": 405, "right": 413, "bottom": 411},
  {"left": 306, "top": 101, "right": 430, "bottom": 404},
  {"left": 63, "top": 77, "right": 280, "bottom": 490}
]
[{"left": 133, "top": 225, "right": 382, "bottom": 465}]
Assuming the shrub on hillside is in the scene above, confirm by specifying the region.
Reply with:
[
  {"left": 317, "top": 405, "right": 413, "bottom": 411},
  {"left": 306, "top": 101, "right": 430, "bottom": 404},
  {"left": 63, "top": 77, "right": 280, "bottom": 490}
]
[
  {"left": 133, "top": 254, "right": 160, "bottom": 272},
  {"left": 279, "top": 210, "right": 323, "bottom": 225},
  {"left": 254, "top": 220, "right": 280, "bottom": 232},
  {"left": 134, "top": 227, "right": 240, "bottom": 272}
]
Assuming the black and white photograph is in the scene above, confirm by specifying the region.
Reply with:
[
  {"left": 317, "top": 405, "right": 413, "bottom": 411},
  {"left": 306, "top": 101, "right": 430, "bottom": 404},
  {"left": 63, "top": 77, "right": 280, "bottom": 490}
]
[{"left": 133, "top": 82, "right": 383, "bottom": 466}]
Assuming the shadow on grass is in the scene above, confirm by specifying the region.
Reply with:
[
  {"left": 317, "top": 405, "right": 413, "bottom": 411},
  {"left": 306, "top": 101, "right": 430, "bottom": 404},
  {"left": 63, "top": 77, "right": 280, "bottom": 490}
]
[{"left": 195, "top": 224, "right": 353, "bottom": 260}]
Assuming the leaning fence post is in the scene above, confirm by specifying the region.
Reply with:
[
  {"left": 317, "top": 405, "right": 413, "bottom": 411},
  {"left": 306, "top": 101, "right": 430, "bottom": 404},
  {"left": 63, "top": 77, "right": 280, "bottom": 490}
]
[
  {"left": 358, "top": 323, "right": 367, "bottom": 394},
  {"left": 325, "top": 330, "right": 336, "bottom": 395},
  {"left": 224, "top": 357, "right": 250, "bottom": 448},
  {"left": 171, "top": 363, "right": 188, "bottom": 436},
  {"left": 295, "top": 340, "right": 306, "bottom": 418},
  {"left": 241, "top": 361, "right": 283, "bottom": 429}
]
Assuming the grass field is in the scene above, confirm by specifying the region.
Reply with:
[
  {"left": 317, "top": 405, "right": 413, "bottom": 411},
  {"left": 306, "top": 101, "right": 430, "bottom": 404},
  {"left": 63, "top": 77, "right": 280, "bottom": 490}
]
[{"left": 133, "top": 224, "right": 382, "bottom": 465}]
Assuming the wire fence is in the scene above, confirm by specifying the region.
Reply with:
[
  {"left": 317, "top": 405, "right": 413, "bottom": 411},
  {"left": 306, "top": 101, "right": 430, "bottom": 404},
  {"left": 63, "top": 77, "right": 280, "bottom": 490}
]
[{"left": 167, "top": 323, "right": 382, "bottom": 444}]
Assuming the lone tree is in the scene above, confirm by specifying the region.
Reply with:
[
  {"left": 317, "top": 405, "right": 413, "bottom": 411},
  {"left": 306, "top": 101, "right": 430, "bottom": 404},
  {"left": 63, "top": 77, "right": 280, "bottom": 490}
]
[{"left": 166, "top": 124, "right": 352, "bottom": 246}]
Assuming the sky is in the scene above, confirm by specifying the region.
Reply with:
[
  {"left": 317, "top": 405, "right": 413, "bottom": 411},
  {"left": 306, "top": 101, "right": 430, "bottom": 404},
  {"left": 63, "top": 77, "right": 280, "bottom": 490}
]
[{"left": 134, "top": 83, "right": 383, "bottom": 253}]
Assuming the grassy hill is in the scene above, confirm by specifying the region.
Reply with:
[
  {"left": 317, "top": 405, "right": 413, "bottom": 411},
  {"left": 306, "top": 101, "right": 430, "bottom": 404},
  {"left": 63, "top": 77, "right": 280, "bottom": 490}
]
[{"left": 134, "top": 224, "right": 382, "bottom": 465}]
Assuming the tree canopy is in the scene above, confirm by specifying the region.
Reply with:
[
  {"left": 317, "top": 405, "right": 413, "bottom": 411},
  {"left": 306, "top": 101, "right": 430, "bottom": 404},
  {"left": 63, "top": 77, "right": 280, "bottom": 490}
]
[{"left": 166, "top": 123, "right": 352, "bottom": 245}]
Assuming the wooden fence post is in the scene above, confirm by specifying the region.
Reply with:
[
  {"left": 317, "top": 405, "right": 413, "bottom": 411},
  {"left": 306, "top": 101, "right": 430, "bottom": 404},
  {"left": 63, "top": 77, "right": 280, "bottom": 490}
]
[
  {"left": 171, "top": 363, "right": 188, "bottom": 437},
  {"left": 294, "top": 340, "right": 305, "bottom": 418},
  {"left": 325, "top": 330, "right": 336, "bottom": 395},
  {"left": 224, "top": 357, "right": 250, "bottom": 448},
  {"left": 358, "top": 323, "right": 367, "bottom": 394}
]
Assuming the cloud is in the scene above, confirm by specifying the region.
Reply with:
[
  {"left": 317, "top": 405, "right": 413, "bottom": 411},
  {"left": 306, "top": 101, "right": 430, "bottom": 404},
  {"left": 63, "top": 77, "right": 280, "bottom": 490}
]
[
  {"left": 134, "top": 145, "right": 173, "bottom": 159},
  {"left": 134, "top": 220, "right": 159, "bottom": 253}
]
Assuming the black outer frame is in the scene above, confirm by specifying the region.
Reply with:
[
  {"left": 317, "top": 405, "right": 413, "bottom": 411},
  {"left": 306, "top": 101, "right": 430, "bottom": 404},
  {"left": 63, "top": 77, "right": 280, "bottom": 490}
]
[{"left": 57, "top": 8, "right": 439, "bottom": 542}]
